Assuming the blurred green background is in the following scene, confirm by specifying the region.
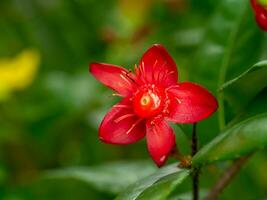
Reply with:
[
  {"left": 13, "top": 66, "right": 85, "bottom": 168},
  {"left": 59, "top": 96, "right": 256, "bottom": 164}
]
[{"left": 0, "top": 0, "right": 267, "bottom": 199}]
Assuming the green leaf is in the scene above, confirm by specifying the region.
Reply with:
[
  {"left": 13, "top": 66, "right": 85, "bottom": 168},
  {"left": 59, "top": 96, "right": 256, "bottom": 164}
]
[
  {"left": 136, "top": 172, "right": 187, "bottom": 200},
  {"left": 192, "top": 113, "right": 267, "bottom": 166},
  {"left": 116, "top": 163, "right": 190, "bottom": 200},
  {"left": 190, "top": 0, "right": 263, "bottom": 92},
  {"left": 168, "top": 189, "right": 208, "bottom": 200},
  {"left": 42, "top": 160, "right": 156, "bottom": 194},
  {"left": 229, "top": 88, "right": 267, "bottom": 126},
  {"left": 189, "top": 0, "right": 264, "bottom": 130},
  {"left": 219, "top": 60, "right": 267, "bottom": 112}
]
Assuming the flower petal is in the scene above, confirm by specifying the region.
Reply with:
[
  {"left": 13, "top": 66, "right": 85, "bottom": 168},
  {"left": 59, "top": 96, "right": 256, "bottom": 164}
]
[
  {"left": 146, "top": 119, "right": 176, "bottom": 167},
  {"left": 166, "top": 82, "right": 218, "bottom": 123},
  {"left": 89, "top": 62, "right": 136, "bottom": 96},
  {"left": 137, "top": 44, "right": 178, "bottom": 86},
  {"left": 99, "top": 98, "right": 145, "bottom": 145},
  {"left": 251, "top": 0, "right": 267, "bottom": 15}
]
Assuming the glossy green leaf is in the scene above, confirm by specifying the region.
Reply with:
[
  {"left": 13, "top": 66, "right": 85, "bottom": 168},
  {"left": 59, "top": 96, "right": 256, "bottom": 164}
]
[
  {"left": 192, "top": 113, "right": 267, "bottom": 166},
  {"left": 42, "top": 160, "right": 156, "bottom": 194},
  {"left": 189, "top": 0, "right": 264, "bottom": 131},
  {"left": 219, "top": 60, "right": 267, "bottom": 112},
  {"left": 190, "top": 0, "right": 263, "bottom": 92},
  {"left": 116, "top": 163, "right": 190, "bottom": 200},
  {"left": 229, "top": 88, "right": 267, "bottom": 126},
  {"left": 168, "top": 190, "right": 208, "bottom": 200},
  {"left": 136, "top": 172, "right": 188, "bottom": 200}
]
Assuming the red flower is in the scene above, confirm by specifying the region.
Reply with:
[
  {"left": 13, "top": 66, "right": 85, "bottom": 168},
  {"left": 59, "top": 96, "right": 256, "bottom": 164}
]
[
  {"left": 251, "top": 0, "right": 267, "bottom": 31},
  {"left": 89, "top": 44, "right": 218, "bottom": 167}
]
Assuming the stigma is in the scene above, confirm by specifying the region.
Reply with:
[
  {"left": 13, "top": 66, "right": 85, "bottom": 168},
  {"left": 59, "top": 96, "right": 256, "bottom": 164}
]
[{"left": 133, "top": 85, "right": 165, "bottom": 118}]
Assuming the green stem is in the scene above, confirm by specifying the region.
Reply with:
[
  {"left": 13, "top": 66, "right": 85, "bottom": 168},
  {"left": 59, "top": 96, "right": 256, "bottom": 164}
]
[
  {"left": 191, "top": 123, "right": 197, "bottom": 156},
  {"left": 218, "top": 93, "right": 225, "bottom": 130},
  {"left": 205, "top": 156, "right": 251, "bottom": 200},
  {"left": 191, "top": 123, "right": 199, "bottom": 200},
  {"left": 217, "top": 2, "right": 248, "bottom": 130}
]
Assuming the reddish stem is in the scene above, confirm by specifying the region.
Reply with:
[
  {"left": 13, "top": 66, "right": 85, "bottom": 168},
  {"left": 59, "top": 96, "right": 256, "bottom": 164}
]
[
  {"left": 205, "top": 156, "right": 251, "bottom": 200},
  {"left": 171, "top": 146, "right": 191, "bottom": 168}
]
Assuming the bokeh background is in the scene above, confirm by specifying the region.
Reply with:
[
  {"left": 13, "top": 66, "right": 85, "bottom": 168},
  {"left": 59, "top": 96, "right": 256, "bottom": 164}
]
[{"left": 0, "top": 0, "right": 267, "bottom": 199}]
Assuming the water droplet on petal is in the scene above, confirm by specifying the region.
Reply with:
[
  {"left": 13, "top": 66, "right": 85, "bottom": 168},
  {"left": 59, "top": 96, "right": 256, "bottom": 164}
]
[{"left": 160, "top": 155, "right": 166, "bottom": 163}]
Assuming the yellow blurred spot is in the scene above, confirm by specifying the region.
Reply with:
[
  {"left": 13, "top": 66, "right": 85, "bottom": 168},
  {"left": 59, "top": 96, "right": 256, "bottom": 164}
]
[
  {"left": 118, "top": 0, "right": 152, "bottom": 28},
  {"left": 258, "top": 0, "right": 267, "bottom": 6},
  {"left": 0, "top": 49, "right": 40, "bottom": 100}
]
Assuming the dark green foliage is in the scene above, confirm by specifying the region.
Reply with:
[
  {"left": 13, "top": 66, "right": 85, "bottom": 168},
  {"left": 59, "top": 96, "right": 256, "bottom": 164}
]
[{"left": 0, "top": 0, "right": 267, "bottom": 199}]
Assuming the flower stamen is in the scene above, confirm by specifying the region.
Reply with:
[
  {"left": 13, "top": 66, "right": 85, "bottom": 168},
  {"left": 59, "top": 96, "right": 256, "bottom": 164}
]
[
  {"left": 112, "top": 93, "right": 124, "bottom": 97},
  {"left": 152, "top": 60, "right": 158, "bottom": 82},
  {"left": 166, "top": 84, "right": 180, "bottom": 92},
  {"left": 157, "top": 67, "right": 167, "bottom": 83},
  {"left": 140, "top": 61, "right": 147, "bottom": 82},
  {"left": 113, "top": 104, "right": 131, "bottom": 109},
  {"left": 165, "top": 70, "right": 175, "bottom": 79},
  {"left": 160, "top": 70, "right": 175, "bottom": 84},
  {"left": 114, "top": 113, "right": 135, "bottom": 123},
  {"left": 174, "top": 97, "right": 182, "bottom": 104},
  {"left": 126, "top": 118, "right": 143, "bottom": 134},
  {"left": 120, "top": 73, "right": 132, "bottom": 85},
  {"left": 121, "top": 70, "right": 139, "bottom": 86}
]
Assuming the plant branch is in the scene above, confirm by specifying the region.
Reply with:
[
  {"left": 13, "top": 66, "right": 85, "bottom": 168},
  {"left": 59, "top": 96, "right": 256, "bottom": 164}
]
[
  {"left": 191, "top": 123, "right": 197, "bottom": 156},
  {"left": 216, "top": 2, "right": 248, "bottom": 131},
  {"left": 171, "top": 146, "right": 191, "bottom": 168},
  {"left": 205, "top": 155, "right": 251, "bottom": 200},
  {"left": 191, "top": 123, "right": 199, "bottom": 200}
]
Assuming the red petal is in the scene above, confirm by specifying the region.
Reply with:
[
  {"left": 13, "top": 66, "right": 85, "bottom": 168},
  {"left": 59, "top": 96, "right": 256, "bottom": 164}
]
[
  {"left": 251, "top": 0, "right": 260, "bottom": 13},
  {"left": 256, "top": 11, "right": 267, "bottom": 31},
  {"left": 137, "top": 44, "right": 178, "bottom": 86},
  {"left": 251, "top": 0, "right": 267, "bottom": 14},
  {"left": 99, "top": 98, "right": 145, "bottom": 145},
  {"left": 166, "top": 82, "right": 218, "bottom": 123},
  {"left": 146, "top": 119, "right": 176, "bottom": 167},
  {"left": 89, "top": 62, "right": 136, "bottom": 96}
]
